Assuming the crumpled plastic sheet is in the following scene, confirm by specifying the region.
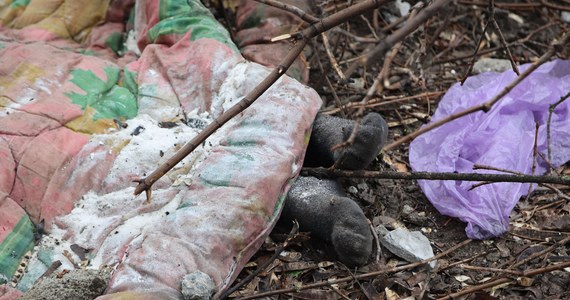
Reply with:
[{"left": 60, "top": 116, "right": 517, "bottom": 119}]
[
  {"left": 410, "top": 59, "right": 570, "bottom": 239},
  {"left": 0, "top": 0, "right": 321, "bottom": 298}
]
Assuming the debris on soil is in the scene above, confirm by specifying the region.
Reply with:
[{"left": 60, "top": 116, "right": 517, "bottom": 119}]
[{"left": 20, "top": 269, "right": 110, "bottom": 300}]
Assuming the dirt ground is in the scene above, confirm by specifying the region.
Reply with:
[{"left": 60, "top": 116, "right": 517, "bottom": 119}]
[{"left": 223, "top": 1, "right": 570, "bottom": 299}]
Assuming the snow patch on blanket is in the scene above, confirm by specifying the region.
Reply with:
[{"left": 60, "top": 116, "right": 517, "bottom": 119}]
[
  {"left": 96, "top": 113, "right": 215, "bottom": 192},
  {"left": 17, "top": 108, "right": 219, "bottom": 291}
]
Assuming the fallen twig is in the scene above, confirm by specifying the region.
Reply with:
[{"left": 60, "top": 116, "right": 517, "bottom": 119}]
[
  {"left": 472, "top": 164, "right": 570, "bottom": 200},
  {"left": 438, "top": 260, "right": 570, "bottom": 299},
  {"left": 322, "top": 91, "right": 443, "bottom": 115},
  {"left": 313, "top": 39, "right": 348, "bottom": 117},
  {"left": 437, "top": 251, "right": 488, "bottom": 271},
  {"left": 547, "top": 91, "right": 570, "bottom": 170},
  {"left": 346, "top": 0, "right": 451, "bottom": 75},
  {"left": 447, "top": 239, "right": 570, "bottom": 299},
  {"left": 458, "top": 0, "right": 570, "bottom": 11},
  {"left": 322, "top": 32, "right": 347, "bottom": 81},
  {"left": 506, "top": 236, "right": 570, "bottom": 270},
  {"left": 302, "top": 168, "right": 570, "bottom": 186},
  {"left": 459, "top": 264, "right": 524, "bottom": 276},
  {"left": 368, "top": 219, "right": 382, "bottom": 263},
  {"left": 433, "top": 22, "right": 559, "bottom": 65},
  {"left": 236, "top": 239, "right": 472, "bottom": 299},
  {"left": 218, "top": 222, "right": 299, "bottom": 299},
  {"left": 460, "top": 0, "right": 519, "bottom": 85},
  {"left": 251, "top": 0, "right": 318, "bottom": 23}
]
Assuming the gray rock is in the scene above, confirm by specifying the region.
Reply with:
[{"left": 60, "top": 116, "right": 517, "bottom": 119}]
[
  {"left": 347, "top": 186, "right": 358, "bottom": 194},
  {"left": 181, "top": 271, "right": 216, "bottom": 300},
  {"left": 375, "top": 224, "right": 389, "bottom": 237},
  {"left": 562, "top": 12, "right": 570, "bottom": 23},
  {"left": 473, "top": 58, "right": 513, "bottom": 74},
  {"left": 393, "top": 0, "right": 411, "bottom": 17},
  {"left": 401, "top": 204, "right": 414, "bottom": 215},
  {"left": 21, "top": 269, "right": 110, "bottom": 300},
  {"left": 380, "top": 228, "right": 436, "bottom": 269},
  {"left": 383, "top": 0, "right": 410, "bottom": 23}
]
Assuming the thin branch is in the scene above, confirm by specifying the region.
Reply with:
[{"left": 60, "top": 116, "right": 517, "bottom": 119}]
[
  {"left": 331, "top": 42, "right": 402, "bottom": 156},
  {"left": 491, "top": 16, "right": 519, "bottom": 75},
  {"left": 459, "top": 264, "right": 523, "bottom": 276},
  {"left": 472, "top": 164, "right": 570, "bottom": 199},
  {"left": 236, "top": 239, "right": 472, "bottom": 300},
  {"left": 537, "top": 151, "right": 560, "bottom": 176},
  {"left": 251, "top": 0, "right": 318, "bottom": 23},
  {"left": 322, "top": 32, "right": 347, "bottom": 81},
  {"left": 322, "top": 91, "right": 443, "bottom": 115},
  {"left": 434, "top": 22, "right": 559, "bottom": 65},
  {"left": 301, "top": 167, "right": 570, "bottom": 186},
  {"left": 460, "top": 0, "right": 520, "bottom": 84},
  {"left": 462, "top": 0, "right": 570, "bottom": 11},
  {"left": 459, "top": 14, "right": 491, "bottom": 84},
  {"left": 346, "top": 0, "right": 451, "bottom": 75},
  {"left": 218, "top": 222, "right": 299, "bottom": 299},
  {"left": 507, "top": 236, "right": 570, "bottom": 269},
  {"left": 330, "top": 41, "right": 403, "bottom": 167},
  {"left": 332, "top": 27, "right": 378, "bottom": 43},
  {"left": 472, "top": 164, "right": 525, "bottom": 175},
  {"left": 37, "top": 260, "right": 62, "bottom": 281},
  {"left": 339, "top": 264, "right": 370, "bottom": 300},
  {"left": 437, "top": 261, "right": 570, "bottom": 300},
  {"left": 383, "top": 31, "right": 569, "bottom": 152},
  {"left": 436, "top": 251, "right": 488, "bottom": 271},
  {"left": 313, "top": 40, "right": 348, "bottom": 117},
  {"left": 331, "top": 285, "right": 352, "bottom": 300},
  {"left": 134, "top": 40, "right": 307, "bottom": 198},
  {"left": 368, "top": 219, "right": 382, "bottom": 263},
  {"left": 439, "top": 239, "right": 570, "bottom": 300},
  {"left": 526, "top": 122, "right": 540, "bottom": 196},
  {"left": 442, "top": 237, "right": 570, "bottom": 300},
  {"left": 541, "top": 0, "right": 570, "bottom": 11},
  {"left": 547, "top": 91, "right": 570, "bottom": 169},
  {"left": 134, "top": 0, "right": 394, "bottom": 198},
  {"left": 360, "top": 14, "right": 380, "bottom": 40}
]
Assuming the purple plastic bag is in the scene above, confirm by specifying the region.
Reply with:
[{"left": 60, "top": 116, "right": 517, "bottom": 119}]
[{"left": 409, "top": 59, "right": 570, "bottom": 239}]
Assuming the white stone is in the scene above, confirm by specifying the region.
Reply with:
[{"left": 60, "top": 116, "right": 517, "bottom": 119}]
[
  {"left": 380, "top": 228, "right": 436, "bottom": 269},
  {"left": 562, "top": 12, "right": 570, "bottom": 23},
  {"left": 473, "top": 58, "right": 512, "bottom": 74}
]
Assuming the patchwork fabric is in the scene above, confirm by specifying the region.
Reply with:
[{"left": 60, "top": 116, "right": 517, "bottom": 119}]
[{"left": 0, "top": 0, "right": 321, "bottom": 298}]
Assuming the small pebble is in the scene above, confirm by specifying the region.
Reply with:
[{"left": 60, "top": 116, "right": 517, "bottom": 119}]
[
  {"left": 348, "top": 186, "right": 358, "bottom": 194},
  {"left": 562, "top": 11, "right": 570, "bottom": 23}
]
